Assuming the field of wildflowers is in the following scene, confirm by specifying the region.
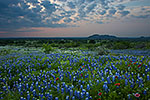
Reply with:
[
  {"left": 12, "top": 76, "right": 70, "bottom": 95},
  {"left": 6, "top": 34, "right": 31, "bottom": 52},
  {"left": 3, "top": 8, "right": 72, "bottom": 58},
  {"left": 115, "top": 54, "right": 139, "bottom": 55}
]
[{"left": 0, "top": 48, "right": 150, "bottom": 100}]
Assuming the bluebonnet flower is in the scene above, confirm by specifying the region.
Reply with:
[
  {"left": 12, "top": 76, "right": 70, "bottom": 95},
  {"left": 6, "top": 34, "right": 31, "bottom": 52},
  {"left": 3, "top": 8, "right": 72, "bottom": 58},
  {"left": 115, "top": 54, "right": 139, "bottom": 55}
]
[
  {"left": 143, "top": 88, "right": 148, "bottom": 95},
  {"left": 70, "top": 89, "right": 73, "bottom": 96},
  {"left": 80, "top": 85, "right": 83, "bottom": 89},
  {"left": 77, "top": 91, "right": 80, "bottom": 98},
  {"left": 87, "top": 84, "right": 90, "bottom": 90},
  {"left": 61, "top": 88, "right": 64, "bottom": 94},
  {"left": 127, "top": 94, "right": 131, "bottom": 100},
  {"left": 55, "top": 97, "right": 59, "bottom": 100},
  {"left": 72, "top": 96, "right": 75, "bottom": 100},
  {"left": 86, "top": 92, "right": 89, "bottom": 97},
  {"left": 125, "top": 79, "right": 128, "bottom": 86},
  {"left": 81, "top": 92, "right": 84, "bottom": 99},
  {"left": 27, "top": 93, "right": 30, "bottom": 100},
  {"left": 107, "top": 76, "right": 111, "bottom": 84},
  {"left": 103, "top": 82, "right": 109, "bottom": 93},
  {"left": 20, "top": 97, "right": 24, "bottom": 100},
  {"left": 147, "top": 75, "right": 149, "bottom": 80}
]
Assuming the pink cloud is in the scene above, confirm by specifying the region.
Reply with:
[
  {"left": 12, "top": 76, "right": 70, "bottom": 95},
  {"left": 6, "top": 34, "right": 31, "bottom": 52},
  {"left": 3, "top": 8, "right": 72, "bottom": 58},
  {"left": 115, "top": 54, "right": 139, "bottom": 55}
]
[{"left": 0, "top": 31, "right": 7, "bottom": 34}]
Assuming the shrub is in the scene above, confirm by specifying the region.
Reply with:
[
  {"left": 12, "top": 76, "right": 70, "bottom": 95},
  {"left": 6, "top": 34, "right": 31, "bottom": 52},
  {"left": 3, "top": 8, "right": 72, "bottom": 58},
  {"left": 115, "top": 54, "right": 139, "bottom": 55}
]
[
  {"left": 96, "top": 46, "right": 110, "bottom": 55},
  {"left": 0, "top": 49, "right": 12, "bottom": 55},
  {"left": 42, "top": 43, "right": 53, "bottom": 54},
  {"left": 84, "top": 44, "right": 95, "bottom": 49}
]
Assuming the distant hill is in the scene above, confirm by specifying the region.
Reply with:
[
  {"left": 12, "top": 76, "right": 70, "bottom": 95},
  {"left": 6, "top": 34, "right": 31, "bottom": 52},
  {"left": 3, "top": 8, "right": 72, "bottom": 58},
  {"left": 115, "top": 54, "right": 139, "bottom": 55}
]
[
  {"left": 88, "top": 34, "right": 150, "bottom": 40},
  {"left": 0, "top": 34, "right": 150, "bottom": 40},
  {"left": 88, "top": 34, "right": 117, "bottom": 39}
]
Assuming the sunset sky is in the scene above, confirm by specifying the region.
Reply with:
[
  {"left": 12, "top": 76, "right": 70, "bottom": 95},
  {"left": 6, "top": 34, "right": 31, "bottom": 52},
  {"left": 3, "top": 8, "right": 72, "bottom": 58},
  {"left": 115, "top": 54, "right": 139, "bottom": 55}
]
[{"left": 0, "top": 0, "right": 150, "bottom": 37}]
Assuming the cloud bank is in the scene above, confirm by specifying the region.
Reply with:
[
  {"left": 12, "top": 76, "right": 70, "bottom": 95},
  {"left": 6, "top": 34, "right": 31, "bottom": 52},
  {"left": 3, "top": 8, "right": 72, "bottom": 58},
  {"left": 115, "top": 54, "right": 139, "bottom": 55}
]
[{"left": 0, "top": 0, "right": 150, "bottom": 36}]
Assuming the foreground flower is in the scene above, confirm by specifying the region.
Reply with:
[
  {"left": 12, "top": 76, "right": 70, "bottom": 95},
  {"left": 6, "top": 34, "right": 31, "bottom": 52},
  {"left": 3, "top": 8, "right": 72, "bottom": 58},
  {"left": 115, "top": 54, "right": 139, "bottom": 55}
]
[
  {"left": 115, "top": 83, "right": 120, "bottom": 86},
  {"left": 134, "top": 93, "right": 140, "bottom": 98},
  {"left": 97, "top": 98, "right": 101, "bottom": 100},
  {"left": 98, "top": 92, "right": 102, "bottom": 96},
  {"left": 129, "top": 60, "right": 132, "bottom": 63},
  {"left": 56, "top": 77, "right": 59, "bottom": 81},
  {"left": 128, "top": 63, "right": 131, "bottom": 67},
  {"left": 138, "top": 64, "right": 142, "bottom": 68},
  {"left": 133, "top": 62, "right": 136, "bottom": 65}
]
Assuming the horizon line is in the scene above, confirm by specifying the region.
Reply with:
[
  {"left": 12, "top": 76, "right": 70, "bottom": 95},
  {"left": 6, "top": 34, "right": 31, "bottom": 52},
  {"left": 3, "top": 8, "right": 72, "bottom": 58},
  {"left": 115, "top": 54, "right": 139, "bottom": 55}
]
[{"left": 0, "top": 35, "right": 150, "bottom": 39}]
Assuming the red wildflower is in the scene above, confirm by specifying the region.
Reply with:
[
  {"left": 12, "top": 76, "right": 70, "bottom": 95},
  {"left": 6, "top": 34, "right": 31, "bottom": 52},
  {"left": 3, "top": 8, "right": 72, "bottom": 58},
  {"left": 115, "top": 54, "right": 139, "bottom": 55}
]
[
  {"left": 128, "top": 63, "right": 131, "bottom": 67},
  {"left": 56, "top": 77, "right": 59, "bottom": 81},
  {"left": 97, "top": 98, "right": 101, "bottom": 100},
  {"left": 138, "top": 65, "right": 141, "bottom": 68},
  {"left": 115, "top": 76, "right": 118, "bottom": 78},
  {"left": 129, "top": 59, "right": 132, "bottom": 63},
  {"left": 80, "top": 68, "right": 82, "bottom": 70},
  {"left": 133, "top": 62, "right": 136, "bottom": 65},
  {"left": 138, "top": 64, "right": 142, "bottom": 68},
  {"left": 134, "top": 93, "right": 140, "bottom": 98},
  {"left": 115, "top": 83, "right": 120, "bottom": 86},
  {"left": 118, "top": 83, "right": 120, "bottom": 86},
  {"left": 98, "top": 92, "right": 102, "bottom": 96},
  {"left": 81, "top": 74, "right": 83, "bottom": 77}
]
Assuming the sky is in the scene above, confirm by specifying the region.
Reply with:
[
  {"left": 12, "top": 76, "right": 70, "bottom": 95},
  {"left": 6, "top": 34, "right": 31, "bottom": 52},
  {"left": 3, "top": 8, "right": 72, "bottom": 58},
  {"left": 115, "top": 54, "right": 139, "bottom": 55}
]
[{"left": 0, "top": 0, "right": 150, "bottom": 37}]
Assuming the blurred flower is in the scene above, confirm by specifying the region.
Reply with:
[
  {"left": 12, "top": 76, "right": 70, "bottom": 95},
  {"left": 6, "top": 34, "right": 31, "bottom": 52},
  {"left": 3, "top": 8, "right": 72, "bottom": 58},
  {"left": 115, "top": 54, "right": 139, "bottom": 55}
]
[
  {"left": 127, "top": 94, "right": 131, "bottom": 99},
  {"left": 134, "top": 93, "right": 140, "bottom": 98},
  {"left": 115, "top": 83, "right": 120, "bottom": 86},
  {"left": 133, "top": 62, "right": 136, "bottom": 65},
  {"left": 129, "top": 59, "right": 132, "bottom": 63},
  {"left": 98, "top": 92, "right": 102, "bottom": 96},
  {"left": 138, "top": 64, "right": 142, "bottom": 68},
  {"left": 128, "top": 63, "right": 131, "bottom": 67},
  {"left": 56, "top": 77, "right": 59, "bottom": 81}
]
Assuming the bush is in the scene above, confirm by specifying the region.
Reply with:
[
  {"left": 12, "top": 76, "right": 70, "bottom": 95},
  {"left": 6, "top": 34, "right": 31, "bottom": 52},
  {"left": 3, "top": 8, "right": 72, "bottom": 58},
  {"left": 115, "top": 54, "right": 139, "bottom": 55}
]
[
  {"left": 63, "top": 42, "right": 80, "bottom": 48},
  {"left": 89, "top": 40, "right": 96, "bottom": 44},
  {"left": 113, "top": 41, "right": 131, "bottom": 49},
  {"left": 96, "top": 46, "right": 110, "bottom": 55},
  {"left": 84, "top": 44, "right": 95, "bottom": 49},
  {"left": 42, "top": 43, "right": 53, "bottom": 54},
  {"left": 0, "top": 49, "right": 12, "bottom": 55}
]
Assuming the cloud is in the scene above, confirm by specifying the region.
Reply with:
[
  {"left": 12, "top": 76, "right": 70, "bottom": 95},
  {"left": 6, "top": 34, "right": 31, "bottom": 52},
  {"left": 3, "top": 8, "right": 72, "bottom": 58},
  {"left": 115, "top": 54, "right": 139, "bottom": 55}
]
[
  {"left": 119, "top": 11, "right": 130, "bottom": 16},
  {"left": 0, "top": 2, "right": 8, "bottom": 10},
  {"left": 128, "top": 6, "right": 150, "bottom": 19},
  {"left": 86, "top": 0, "right": 93, "bottom": 3},
  {"left": 32, "top": 5, "right": 42, "bottom": 12},
  {"left": 109, "top": 8, "right": 117, "bottom": 15},
  {"left": 57, "top": 0, "right": 67, "bottom": 2},
  {"left": 67, "top": 2, "right": 76, "bottom": 9},
  {"left": 74, "top": 0, "right": 85, "bottom": 6},
  {"left": 52, "top": 15, "right": 64, "bottom": 22},
  {"left": 117, "top": 4, "right": 126, "bottom": 10},
  {"left": 41, "top": 1, "right": 56, "bottom": 13},
  {"left": 86, "top": 3, "right": 97, "bottom": 13},
  {"left": 98, "top": 10, "right": 106, "bottom": 15},
  {"left": 132, "top": 14, "right": 150, "bottom": 18},
  {"left": 63, "top": 18, "right": 72, "bottom": 23},
  {"left": 0, "top": 0, "right": 150, "bottom": 33},
  {"left": 78, "top": 5, "right": 86, "bottom": 18}
]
